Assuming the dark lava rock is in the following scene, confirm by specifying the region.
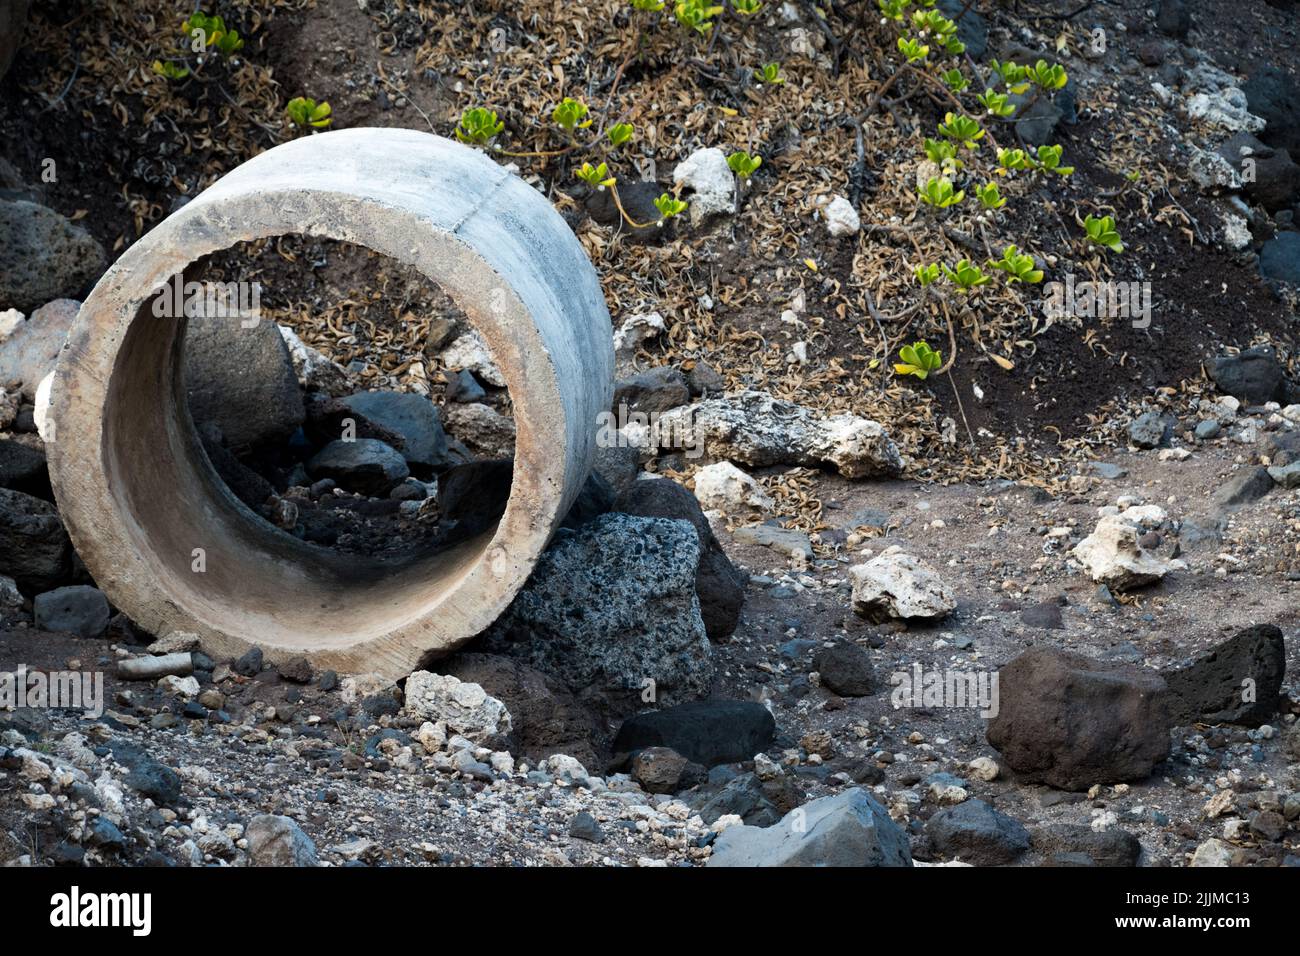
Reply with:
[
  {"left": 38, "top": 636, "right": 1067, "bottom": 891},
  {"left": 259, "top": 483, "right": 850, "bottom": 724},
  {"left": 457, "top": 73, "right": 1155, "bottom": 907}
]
[
  {"left": 233, "top": 646, "right": 264, "bottom": 678},
  {"left": 1020, "top": 600, "right": 1064, "bottom": 630},
  {"left": 442, "top": 652, "right": 604, "bottom": 769},
  {"left": 927, "top": 799, "right": 1030, "bottom": 865},
  {"left": 1211, "top": 347, "right": 1287, "bottom": 404},
  {"left": 1259, "top": 232, "right": 1300, "bottom": 286},
  {"left": 1212, "top": 466, "right": 1274, "bottom": 509},
  {"left": 612, "top": 366, "right": 691, "bottom": 415},
  {"left": 307, "top": 439, "right": 410, "bottom": 496},
  {"left": 630, "top": 746, "right": 705, "bottom": 794},
  {"left": 937, "top": 0, "right": 986, "bottom": 58},
  {"left": 690, "top": 772, "right": 781, "bottom": 826},
  {"left": 1155, "top": 0, "right": 1191, "bottom": 38},
  {"left": 1163, "top": 624, "right": 1286, "bottom": 727},
  {"left": 613, "top": 700, "right": 776, "bottom": 768},
  {"left": 438, "top": 458, "right": 512, "bottom": 540},
  {"left": 0, "top": 486, "right": 70, "bottom": 592},
  {"left": 986, "top": 648, "right": 1172, "bottom": 791},
  {"left": 1244, "top": 65, "right": 1300, "bottom": 155},
  {"left": 340, "top": 390, "right": 449, "bottom": 474},
  {"left": 813, "top": 643, "right": 875, "bottom": 697},
  {"left": 1216, "top": 133, "right": 1300, "bottom": 210},
  {"left": 568, "top": 810, "right": 605, "bottom": 842},
  {"left": 560, "top": 470, "right": 616, "bottom": 531},
  {"left": 584, "top": 180, "right": 671, "bottom": 243},
  {"left": 443, "top": 368, "right": 486, "bottom": 404},
  {"left": 32, "top": 585, "right": 109, "bottom": 639},
  {"left": 277, "top": 657, "right": 313, "bottom": 684},
  {"left": 1031, "top": 824, "right": 1142, "bottom": 866},
  {"left": 0, "top": 439, "right": 49, "bottom": 498},
  {"left": 613, "top": 477, "right": 745, "bottom": 641},
  {"left": 184, "top": 316, "right": 305, "bottom": 450}
]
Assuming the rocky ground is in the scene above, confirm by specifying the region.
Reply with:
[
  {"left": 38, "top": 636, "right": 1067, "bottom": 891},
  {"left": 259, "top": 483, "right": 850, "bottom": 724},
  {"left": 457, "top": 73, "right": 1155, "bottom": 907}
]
[{"left": 2, "top": 0, "right": 1300, "bottom": 868}]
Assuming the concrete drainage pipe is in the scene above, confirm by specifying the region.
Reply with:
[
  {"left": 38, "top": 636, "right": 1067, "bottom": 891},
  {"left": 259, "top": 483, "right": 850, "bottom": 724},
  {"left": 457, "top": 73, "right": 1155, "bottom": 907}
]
[{"left": 46, "top": 128, "right": 614, "bottom": 679}]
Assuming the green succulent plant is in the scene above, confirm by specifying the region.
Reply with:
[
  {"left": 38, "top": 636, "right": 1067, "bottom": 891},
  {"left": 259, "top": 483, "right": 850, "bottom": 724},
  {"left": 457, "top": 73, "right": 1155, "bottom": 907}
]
[
  {"left": 674, "top": 0, "right": 723, "bottom": 34},
  {"left": 551, "top": 97, "right": 591, "bottom": 131},
  {"left": 989, "top": 244, "right": 1043, "bottom": 283},
  {"left": 941, "top": 258, "right": 991, "bottom": 292},
  {"left": 576, "top": 161, "right": 616, "bottom": 189},
  {"left": 286, "top": 96, "right": 332, "bottom": 128},
  {"left": 631, "top": 0, "right": 665, "bottom": 9},
  {"left": 727, "top": 150, "right": 762, "bottom": 179},
  {"left": 754, "top": 61, "right": 785, "bottom": 86},
  {"left": 151, "top": 60, "right": 190, "bottom": 80},
  {"left": 937, "top": 112, "right": 984, "bottom": 149},
  {"left": 606, "top": 122, "right": 635, "bottom": 148},
  {"left": 1083, "top": 214, "right": 1123, "bottom": 253},
  {"left": 455, "top": 107, "right": 504, "bottom": 145},
  {"left": 914, "top": 262, "right": 941, "bottom": 287},
  {"left": 996, "top": 147, "right": 1032, "bottom": 173},
  {"left": 923, "top": 137, "right": 961, "bottom": 173},
  {"left": 940, "top": 68, "right": 969, "bottom": 93},
  {"left": 918, "top": 176, "right": 963, "bottom": 208},
  {"left": 897, "top": 36, "right": 930, "bottom": 63},
  {"left": 183, "top": 12, "right": 243, "bottom": 56},
  {"left": 1033, "top": 143, "right": 1074, "bottom": 176},
  {"left": 976, "top": 88, "right": 1015, "bottom": 118},
  {"left": 1026, "top": 59, "right": 1068, "bottom": 92},
  {"left": 732, "top": 0, "right": 764, "bottom": 14},
  {"left": 895, "top": 340, "right": 943, "bottom": 379},
  {"left": 974, "top": 182, "right": 1006, "bottom": 210},
  {"left": 653, "top": 193, "right": 689, "bottom": 222},
  {"left": 989, "top": 59, "right": 1030, "bottom": 93}
]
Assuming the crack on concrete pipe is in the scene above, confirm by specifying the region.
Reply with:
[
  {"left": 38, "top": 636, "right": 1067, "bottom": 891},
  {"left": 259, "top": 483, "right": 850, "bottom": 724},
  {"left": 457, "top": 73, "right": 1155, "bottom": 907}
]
[{"left": 46, "top": 129, "right": 614, "bottom": 679}]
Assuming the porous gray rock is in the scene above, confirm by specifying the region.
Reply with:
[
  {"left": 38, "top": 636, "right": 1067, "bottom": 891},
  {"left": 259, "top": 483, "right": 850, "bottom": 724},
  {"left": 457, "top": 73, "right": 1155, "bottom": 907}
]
[
  {"left": 656, "top": 390, "right": 902, "bottom": 478},
  {"left": 184, "top": 316, "right": 305, "bottom": 448},
  {"left": 708, "top": 788, "right": 912, "bottom": 867},
  {"left": 613, "top": 477, "right": 745, "bottom": 642},
  {"left": 307, "top": 438, "right": 410, "bottom": 496},
  {"left": 0, "top": 203, "right": 105, "bottom": 314},
  {"left": 1128, "top": 410, "right": 1171, "bottom": 449},
  {"left": 0, "top": 298, "right": 79, "bottom": 399},
  {"left": 1163, "top": 624, "right": 1286, "bottom": 726},
  {"left": 33, "top": 585, "right": 110, "bottom": 639},
  {"left": 0, "top": 486, "right": 70, "bottom": 592},
  {"left": 483, "top": 513, "right": 713, "bottom": 709},
  {"left": 341, "top": 390, "right": 448, "bottom": 474},
  {"left": 986, "top": 648, "right": 1172, "bottom": 790},
  {"left": 246, "top": 814, "right": 319, "bottom": 867},
  {"left": 927, "top": 799, "right": 1030, "bottom": 865}
]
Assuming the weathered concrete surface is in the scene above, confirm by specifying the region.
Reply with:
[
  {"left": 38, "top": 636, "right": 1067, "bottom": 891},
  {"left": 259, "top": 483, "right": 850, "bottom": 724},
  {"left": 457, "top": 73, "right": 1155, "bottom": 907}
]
[{"left": 46, "top": 129, "right": 614, "bottom": 678}]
